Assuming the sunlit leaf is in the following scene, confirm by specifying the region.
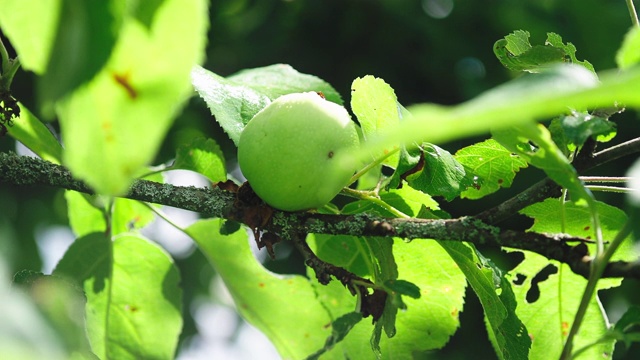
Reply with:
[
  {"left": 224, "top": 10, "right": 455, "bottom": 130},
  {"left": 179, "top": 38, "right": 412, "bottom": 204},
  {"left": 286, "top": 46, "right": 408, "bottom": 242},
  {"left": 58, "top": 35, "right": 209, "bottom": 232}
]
[
  {"left": 493, "top": 122, "right": 591, "bottom": 205},
  {"left": 171, "top": 137, "right": 226, "bottom": 182},
  {"left": 8, "top": 103, "right": 62, "bottom": 164},
  {"left": 514, "top": 198, "right": 637, "bottom": 359},
  {"left": 493, "top": 30, "right": 565, "bottom": 73},
  {"left": 311, "top": 239, "right": 467, "bottom": 359},
  {"left": 520, "top": 199, "right": 637, "bottom": 263},
  {"left": 186, "top": 219, "right": 332, "bottom": 359},
  {"left": 406, "top": 143, "right": 472, "bottom": 201},
  {"left": 342, "top": 184, "right": 440, "bottom": 218},
  {"left": 308, "top": 312, "right": 364, "bottom": 360},
  {"left": 351, "top": 63, "right": 620, "bottom": 169},
  {"left": 545, "top": 32, "right": 595, "bottom": 73},
  {"left": 549, "top": 112, "right": 617, "bottom": 154},
  {"left": 440, "top": 241, "right": 531, "bottom": 360},
  {"left": 228, "top": 64, "right": 342, "bottom": 104},
  {"left": 0, "top": 0, "right": 61, "bottom": 74},
  {"left": 65, "top": 191, "right": 106, "bottom": 237},
  {"left": 616, "top": 27, "right": 640, "bottom": 69},
  {"left": 57, "top": 0, "right": 208, "bottom": 195},
  {"left": 351, "top": 76, "right": 401, "bottom": 168},
  {"left": 54, "top": 233, "right": 182, "bottom": 360},
  {"left": 192, "top": 64, "right": 342, "bottom": 146},
  {"left": 40, "top": 0, "right": 124, "bottom": 112},
  {"left": 456, "top": 139, "right": 528, "bottom": 199}
]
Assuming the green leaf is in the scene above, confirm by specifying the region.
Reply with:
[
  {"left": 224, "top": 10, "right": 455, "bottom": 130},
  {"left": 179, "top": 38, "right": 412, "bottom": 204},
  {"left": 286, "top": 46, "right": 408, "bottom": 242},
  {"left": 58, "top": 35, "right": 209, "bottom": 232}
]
[
  {"left": 111, "top": 197, "right": 157, "bottom": 235},
  {"left": 56, "top": 0, "right": 208, "bottom": 195},
  {"left": 493, "top": 122, "right": 591, "bottom": 205},
  {"left": 455, "top": 139, "right": 528, "bottom": 199},
  {"left": 381, "top": 185, "right": 440, "bottom": 215},
  {"left": 520, "top": 198, "right": 637, "bottom": 263},
  {"left": 612, "top": 306, "right": 640, "bottom": 348},
  {"left": 545, "top": 32, "right": 595, "bottom": 73},
  {"left": 549, "top": 112, "right": 617, "bottom": 154},
  {"left": 307, "top": 312, "right": 364, "bottom": 360},
  {"left": 492, "top": 31, "right": 594, "bottom": 74},
  {"left": 11, "top": 274, "right": 93, "bottom": 358},
  {"left": 383, "top": 279, "right": 421, "bottom": 299},
  {"left": 350, "top": 64, "right": 609, "bottom": 169},
  {"left": 515, "top": 198, "right": 637, "bottom": 359},
  {"left": 8, "top": 103, "right": 63, "bottom": 164},
  {"left": 616, "top": 27, "right": 640, "bottom": 69},
  {"left": 53, "top": 233, "right": 182, "bottom": 360},
  {"left": 368, "top": 237, "right": 401, "bottom": 341},
  {"left": 171, "top": 137, "right": 226, "bottom": 182},
  {"left": 504, "top": 30, "right": 534, "bottom": 55},
  {"left": 40, "top": 0, "right": 124, "bottom": 112},
  {"left": 387, "top": 146, "right": 422, "bottom": 189},
  {"left": 192, "top": 64, "right": 342, "bottom": 146},
  {"left": 351, "top": 76, "right": 401, "bottom": 168},
  {"left": 66, "top": 186, "right": 159, "bottom": 237},
  {"left": 65, "top": 191, "right": 106, "bottom": 237},
  {"left": 509, "top": 250, "right": 613, "bottom": 360},
  {"left": 493, "top": 30, "right": 566, "bottom": 73},
  {"left": 405, "top": 143, "right": 472, "bottom": 201},
  {"left": 310, "top": 239, "right": 467, "bottom": 359},
  {"left": 342, "top": 185, "right": 441, "bottom": 219},
  {"left": 191, "top": 65, "right": 270, "bottom": 146},
  {"left": 228, "top": 64, "right": 343, "bottom": 104},
  {"left": 0, "top": 0, "right": 61, "bottom": 74},
  {"left": 128, "top": 0, "right": 167, "bottom": 29},
  {"left": 186, "top": 219, "right": 333, "bottom": 359},
  {"left": 1, "top": 265, "right": 75, "bottom": 360},
  {"left": 440, "top": 241, "right": 531, "bottom": 360}
]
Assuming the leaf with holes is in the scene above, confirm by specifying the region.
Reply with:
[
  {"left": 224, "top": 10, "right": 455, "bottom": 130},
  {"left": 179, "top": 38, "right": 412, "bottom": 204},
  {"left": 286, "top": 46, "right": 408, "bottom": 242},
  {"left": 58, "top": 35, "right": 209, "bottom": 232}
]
[
  {"left": 511, "top": 198, "right": 637, "bottom": 359},
  {"left": 493, "top": 122, "right": 592, "bottom": 205},
  {"left": 549, "top": 112, "right": 616, "bottom": 155}
]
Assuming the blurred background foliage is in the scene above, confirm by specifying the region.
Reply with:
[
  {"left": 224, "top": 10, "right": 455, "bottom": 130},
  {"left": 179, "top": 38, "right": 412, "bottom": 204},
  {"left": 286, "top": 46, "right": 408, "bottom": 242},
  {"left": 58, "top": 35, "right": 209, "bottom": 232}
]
[{"left": 1, "top": 0, "right": 639, "bottom": 358}]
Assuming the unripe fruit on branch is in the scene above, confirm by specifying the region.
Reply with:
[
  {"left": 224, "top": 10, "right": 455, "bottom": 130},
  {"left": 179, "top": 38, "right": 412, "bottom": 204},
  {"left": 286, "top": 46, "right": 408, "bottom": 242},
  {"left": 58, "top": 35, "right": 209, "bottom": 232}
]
[{"left": 238, "top": 92, "right": 360, "bottom": 211}]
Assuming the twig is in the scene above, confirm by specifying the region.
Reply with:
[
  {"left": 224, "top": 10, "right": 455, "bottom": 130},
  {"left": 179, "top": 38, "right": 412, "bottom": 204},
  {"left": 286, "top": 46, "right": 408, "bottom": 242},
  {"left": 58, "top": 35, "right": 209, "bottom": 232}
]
[
  {"left": 2, "top": 151, "right": 640, "bottom": 280},
  {"left": 475, "top": 137, "right": 640, "bottom": 224}
]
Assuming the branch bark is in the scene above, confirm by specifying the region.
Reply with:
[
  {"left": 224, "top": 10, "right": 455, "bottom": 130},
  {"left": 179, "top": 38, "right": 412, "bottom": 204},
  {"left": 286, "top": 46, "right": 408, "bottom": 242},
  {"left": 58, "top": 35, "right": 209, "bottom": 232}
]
[
  {"left": 1, "top": 151, "right": 638, "bottom": 280},
  {"left": 475, "top": 137, "right": 640, "bottom": 224}
]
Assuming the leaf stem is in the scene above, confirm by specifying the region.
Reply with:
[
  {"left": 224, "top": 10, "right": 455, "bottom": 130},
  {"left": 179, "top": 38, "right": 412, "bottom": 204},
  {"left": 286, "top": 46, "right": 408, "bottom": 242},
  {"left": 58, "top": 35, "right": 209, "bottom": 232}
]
[
  {"left": 579, "top": 176, "right": 634, "bottom": 183},
  {"left": 585, "top": 185, "right": 636, "bottom": 193},
  {"left": 0, "top": 38, "right": 21, "bottom": 91},
  {"left": 340, "top": 187, "right": 410, "bottom": 219},
  {"left": 626, "top": 0, "right": 640, "bottom": 27},
  {"left": 0, "top": 37, "right": 10, "bottom": 74},
  {"left": 560, "top": 219, "right": 633, "bottom": 359},
  {"left": 348, "top": 147, "right": 400, "bottom": 186}
]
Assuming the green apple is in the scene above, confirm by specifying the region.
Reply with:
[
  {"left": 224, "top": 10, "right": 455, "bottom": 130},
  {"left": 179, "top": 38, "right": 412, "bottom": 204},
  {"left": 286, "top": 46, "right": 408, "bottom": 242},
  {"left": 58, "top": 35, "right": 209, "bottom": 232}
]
[{"left": 238, "top": 92, "right": 360, "bottom": 211}]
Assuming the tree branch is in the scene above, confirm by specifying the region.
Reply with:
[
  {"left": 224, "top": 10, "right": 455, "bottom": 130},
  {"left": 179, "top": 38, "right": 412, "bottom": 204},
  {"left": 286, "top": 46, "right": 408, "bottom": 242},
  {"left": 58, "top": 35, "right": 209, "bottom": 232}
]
[
  {"left": 475, "top": 137, "right": 640, "bottom": 224},
  {"left": 1, "top": 151, "right": 639, "bottom": 280}
]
